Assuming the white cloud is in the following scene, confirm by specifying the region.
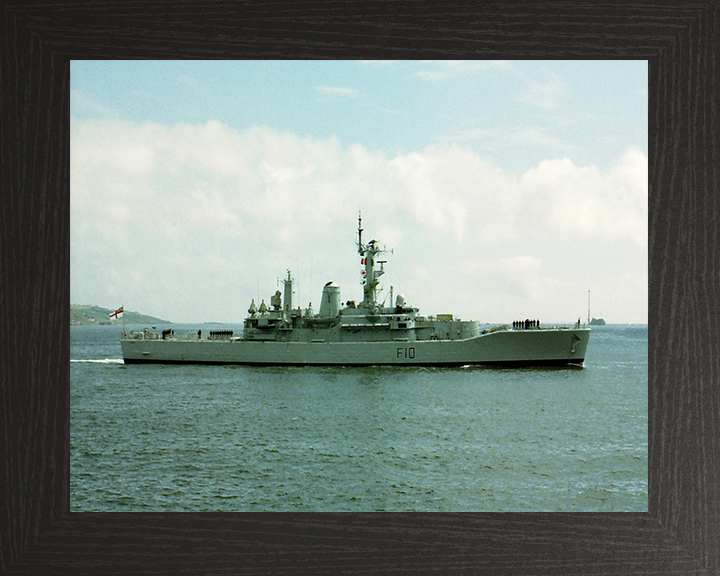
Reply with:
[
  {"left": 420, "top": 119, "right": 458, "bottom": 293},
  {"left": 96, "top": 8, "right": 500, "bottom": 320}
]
[
  {"left": 438, "top": 126, "right": 572, "bottom": 154},
  {"left": 388, "top": 144, "right": 520, "bottom": 244},
  {"left": 516, "top": 75, "right": 567, "bottom": 109},
  {"left": 316, "top": 86, "right": 361, "bottom": 98},
  {"left": 518, "top": 147, "right": 648, "bottom": 248},
  {"left": 71, "top": 119, "right": 647, "bottom": 324},
  {"left": 70, "top": 89, "right": 118, "bottom": 117}
]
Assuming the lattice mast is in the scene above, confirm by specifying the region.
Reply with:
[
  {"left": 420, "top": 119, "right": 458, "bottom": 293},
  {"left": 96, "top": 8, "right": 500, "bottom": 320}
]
[{"left": 357, "top": 212, "right": 388, "bottom": 309}]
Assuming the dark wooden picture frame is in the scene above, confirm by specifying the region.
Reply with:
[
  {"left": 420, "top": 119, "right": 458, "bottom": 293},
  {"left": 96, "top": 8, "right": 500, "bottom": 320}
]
[{"left": 2, "top": 2, "right": 718, "bottom": 574}]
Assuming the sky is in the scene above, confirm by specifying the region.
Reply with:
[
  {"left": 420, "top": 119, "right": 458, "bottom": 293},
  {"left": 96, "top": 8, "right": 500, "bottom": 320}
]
[{"left": 70, "top": 60, "right": 648, "bottom": 324}]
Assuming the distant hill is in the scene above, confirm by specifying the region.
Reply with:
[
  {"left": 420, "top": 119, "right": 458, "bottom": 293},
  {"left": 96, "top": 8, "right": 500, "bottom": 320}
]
[{"left": 71, "top": 304, "right": 171, "bottom": 326}]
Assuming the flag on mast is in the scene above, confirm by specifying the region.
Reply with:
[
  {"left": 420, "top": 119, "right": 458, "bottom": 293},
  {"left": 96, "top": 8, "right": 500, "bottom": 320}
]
[{"left": 110, "top": 306, "right": 124, "bottom": 320}]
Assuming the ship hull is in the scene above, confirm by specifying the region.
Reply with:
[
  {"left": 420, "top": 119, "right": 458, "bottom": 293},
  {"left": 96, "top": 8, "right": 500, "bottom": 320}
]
[{"left": 121, "top": 328, "right": 590, "bottom": 367}]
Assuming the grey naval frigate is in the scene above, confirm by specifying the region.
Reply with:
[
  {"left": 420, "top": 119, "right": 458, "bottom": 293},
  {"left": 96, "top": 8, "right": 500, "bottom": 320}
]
[{"left": 121, "top": 216, "right": 590, "bottom": 366}]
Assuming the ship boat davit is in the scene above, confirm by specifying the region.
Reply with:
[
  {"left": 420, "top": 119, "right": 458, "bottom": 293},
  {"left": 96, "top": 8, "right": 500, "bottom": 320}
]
[{"left": 121, "top": 216, "right": 590, "bottom": 366}]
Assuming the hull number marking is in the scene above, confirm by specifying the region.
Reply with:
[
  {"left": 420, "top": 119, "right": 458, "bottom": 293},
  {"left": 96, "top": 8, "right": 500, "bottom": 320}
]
[{"left": 397, "top": 347, "right": 416, "bottom": 359}]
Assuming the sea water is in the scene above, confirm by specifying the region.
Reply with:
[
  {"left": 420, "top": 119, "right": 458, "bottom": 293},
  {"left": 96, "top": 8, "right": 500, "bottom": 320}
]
[{"left": 70, "top": 324, "right": 648, "bottom": 512}]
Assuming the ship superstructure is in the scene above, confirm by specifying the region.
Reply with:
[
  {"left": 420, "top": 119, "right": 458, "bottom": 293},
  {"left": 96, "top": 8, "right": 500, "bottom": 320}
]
[{"left": 121, "top": 215, "right": 589, "bottom": 366}]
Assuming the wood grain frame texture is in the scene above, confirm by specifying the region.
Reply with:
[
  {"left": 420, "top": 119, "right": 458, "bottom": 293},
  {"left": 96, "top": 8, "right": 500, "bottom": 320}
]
[{"left": 1, "top": 1, "right": 718, "bottom": 574}]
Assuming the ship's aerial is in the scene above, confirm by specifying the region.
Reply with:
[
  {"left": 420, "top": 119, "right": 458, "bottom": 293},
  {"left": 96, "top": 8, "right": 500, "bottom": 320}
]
[{"left": 121, "top": 214, "right": 590, "bottom": 366}]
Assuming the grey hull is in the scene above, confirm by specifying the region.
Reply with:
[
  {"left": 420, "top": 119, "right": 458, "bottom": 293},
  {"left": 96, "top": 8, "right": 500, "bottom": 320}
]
[{"left": 121, "top": 328, "right": 589, "bottom": 366}]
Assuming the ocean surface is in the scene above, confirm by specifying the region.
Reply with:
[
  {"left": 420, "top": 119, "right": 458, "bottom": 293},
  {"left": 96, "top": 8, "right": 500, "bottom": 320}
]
[{"left": 71, "top": 323, "right": 648, "bottom": 512}]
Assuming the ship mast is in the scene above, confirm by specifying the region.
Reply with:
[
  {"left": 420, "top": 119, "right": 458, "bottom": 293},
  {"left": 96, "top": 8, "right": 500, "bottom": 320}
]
[{"left": 357, "top": 212, "right": 387, "bottom": 310}]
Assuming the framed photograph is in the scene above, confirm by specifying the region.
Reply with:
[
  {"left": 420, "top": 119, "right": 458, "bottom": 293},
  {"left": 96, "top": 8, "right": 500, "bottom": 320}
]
[{"left": 2, "top": 2, "right": 716, "bottom": 574}]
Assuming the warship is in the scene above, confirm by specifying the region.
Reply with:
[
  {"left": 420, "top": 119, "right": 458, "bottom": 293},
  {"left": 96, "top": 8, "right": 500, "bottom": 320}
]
[{"left": 121, "top": 216, "right": 590, "bottom": 366}]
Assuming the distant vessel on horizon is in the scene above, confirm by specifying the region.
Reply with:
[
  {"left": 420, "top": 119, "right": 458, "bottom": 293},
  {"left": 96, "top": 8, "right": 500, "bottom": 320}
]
[
  {"left": 121, "top": 215, "right": 590, "bottom": 366},
  {"left": 586, "top": 290, "right": 606, "bottom": 326}
]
